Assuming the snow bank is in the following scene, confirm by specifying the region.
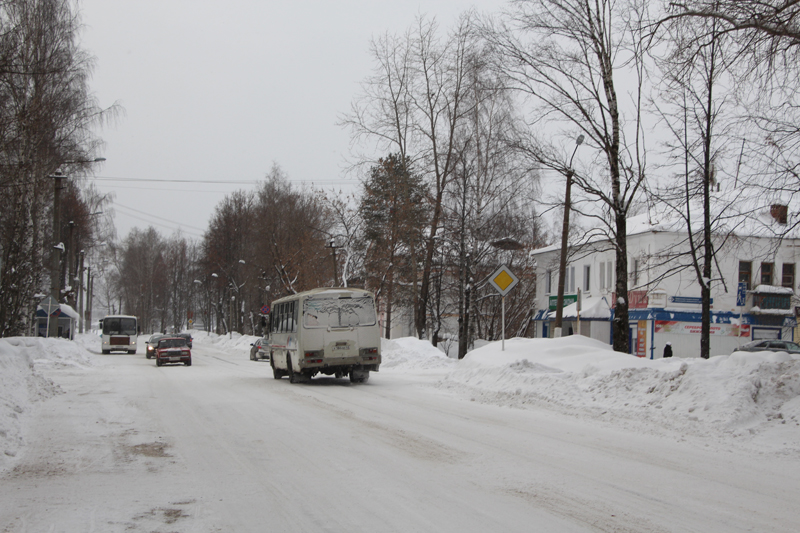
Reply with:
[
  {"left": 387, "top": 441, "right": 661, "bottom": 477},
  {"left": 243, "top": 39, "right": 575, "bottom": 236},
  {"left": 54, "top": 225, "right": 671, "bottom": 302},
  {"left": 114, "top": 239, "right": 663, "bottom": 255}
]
[
  {"left": 191, "top": 330, "right": 260, "bottom": 355},
  {"left": 381, "top": 337, "right": 456, "bottom": 371},
  {"left": 0, "top": 337, "right": 88, "bottom": 469},
  {"left": 436, "top": 335, "right": 800, "bottom": 450}
]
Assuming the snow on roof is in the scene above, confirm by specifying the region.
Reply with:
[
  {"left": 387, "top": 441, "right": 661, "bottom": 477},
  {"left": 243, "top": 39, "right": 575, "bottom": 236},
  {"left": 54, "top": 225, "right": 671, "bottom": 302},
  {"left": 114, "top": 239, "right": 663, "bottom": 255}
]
[
  {"left": 752, "top": 285, "right": 794, "bottom": 295},
  {"left": 36, "top": 302, "right": 80, "bottom": 319},
  {"left": 531, "top": 202, "right": 800, "bottom": 256},
  {"left": 57, "top": 304, "right": 80, "bottom": 320},
  {"left": 561, "top": 296, "right": 611, "bottom": 319}
]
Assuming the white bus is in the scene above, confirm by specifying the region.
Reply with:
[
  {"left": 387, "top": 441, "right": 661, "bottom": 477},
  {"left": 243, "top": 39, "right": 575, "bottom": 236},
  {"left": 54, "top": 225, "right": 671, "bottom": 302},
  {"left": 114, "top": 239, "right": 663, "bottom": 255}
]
[
  {"left": 99, "top": 315, "right": 139, "bottom": 354},
  {"left": 269, "top": 288, "right": 381, "bottom": 383}
]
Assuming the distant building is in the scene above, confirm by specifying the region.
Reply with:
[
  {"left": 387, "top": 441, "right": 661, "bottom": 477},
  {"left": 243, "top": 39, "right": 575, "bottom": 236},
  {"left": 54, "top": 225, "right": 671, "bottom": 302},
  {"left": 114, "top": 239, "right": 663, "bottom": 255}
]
[{"left": 531, "top": 209, "right": 799, "bottom": 358}]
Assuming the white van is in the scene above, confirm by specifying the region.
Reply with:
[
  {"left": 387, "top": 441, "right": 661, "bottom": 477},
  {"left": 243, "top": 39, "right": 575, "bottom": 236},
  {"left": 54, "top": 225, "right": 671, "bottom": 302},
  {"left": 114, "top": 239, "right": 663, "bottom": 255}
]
[{"left": 268, "top": 288, "right": 381, "bottom": 383}]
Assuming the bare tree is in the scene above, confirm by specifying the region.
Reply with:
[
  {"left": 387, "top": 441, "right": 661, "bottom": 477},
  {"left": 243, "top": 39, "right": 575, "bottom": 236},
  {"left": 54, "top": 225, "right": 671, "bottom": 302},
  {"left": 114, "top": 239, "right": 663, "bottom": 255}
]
[
  {"left": 482, "top": 0, "right": 653, "bottom": 352},
  {"left": 0, "top": 0, "right": 116, "bottom": 336},
  {"left": 343, "top": 14, "right": 476, "bottom": 339},
  {"left": 650, "top": 6, "right": 750, "bottom": 358}
]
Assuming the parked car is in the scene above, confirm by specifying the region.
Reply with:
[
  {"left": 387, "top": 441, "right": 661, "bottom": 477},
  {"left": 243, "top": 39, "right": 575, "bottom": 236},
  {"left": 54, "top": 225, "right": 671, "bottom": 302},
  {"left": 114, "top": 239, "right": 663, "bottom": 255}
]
[
  {"left": 176, "top": 332, "right": 193, "bottom": 348},
  {"left": 250, "top": 337, "right": 270, "bottom": 361},
  {"left": 155, "top": 337, "right": 192, "bottom": 367},
  {"left": 733, "top": 339, "right": 800, "bottom": 354},
  {"left": 145, "top": 334, "right": 165, "bottom": 359}
]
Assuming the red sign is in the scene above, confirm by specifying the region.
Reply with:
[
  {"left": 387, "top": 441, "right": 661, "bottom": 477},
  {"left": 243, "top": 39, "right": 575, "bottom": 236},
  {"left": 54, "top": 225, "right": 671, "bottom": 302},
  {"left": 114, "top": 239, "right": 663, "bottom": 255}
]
[
  {"left": 260, "top": 305, "right": 270, "bottom": 315},
  {"left": 610, "top": 290, "right": 649, "bottom": 309}
]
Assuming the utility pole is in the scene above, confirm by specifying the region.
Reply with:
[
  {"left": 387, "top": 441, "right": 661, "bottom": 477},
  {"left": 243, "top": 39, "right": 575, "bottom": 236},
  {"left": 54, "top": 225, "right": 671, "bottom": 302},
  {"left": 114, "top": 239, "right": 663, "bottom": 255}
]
[
  {"left": 554, "top": 135, "right": 584, "bottom": 338},
  {"left": 86, "top": 266, "right": 93, "bottom": 333},
  {"left": 78, "top": 250, "right": 85, "bottom": 333},
  {"left": 48, "top": 171, "right": 65, "bottom": 337},
  {"left": 327, "top": 239, "right": 340, "bottom": 287}
]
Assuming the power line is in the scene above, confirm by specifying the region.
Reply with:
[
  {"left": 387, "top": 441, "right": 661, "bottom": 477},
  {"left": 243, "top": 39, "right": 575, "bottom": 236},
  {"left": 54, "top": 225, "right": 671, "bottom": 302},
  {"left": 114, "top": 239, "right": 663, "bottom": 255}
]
[
  {"left": 113, "top": 203, "right": 206, "bottom": 237},
  {"left": 89, "top": 175, "right": 358, "bottom": 185}
]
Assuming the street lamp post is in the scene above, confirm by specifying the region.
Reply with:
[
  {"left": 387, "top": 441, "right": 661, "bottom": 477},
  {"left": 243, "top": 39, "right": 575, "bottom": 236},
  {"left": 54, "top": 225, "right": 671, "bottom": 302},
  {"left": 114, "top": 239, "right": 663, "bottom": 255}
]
[
  {"left": 47, "top": 158, "right": 106, "bottom": 337},
  {"left": 554, "top": 135, "right": 584, "bottom": 338}
]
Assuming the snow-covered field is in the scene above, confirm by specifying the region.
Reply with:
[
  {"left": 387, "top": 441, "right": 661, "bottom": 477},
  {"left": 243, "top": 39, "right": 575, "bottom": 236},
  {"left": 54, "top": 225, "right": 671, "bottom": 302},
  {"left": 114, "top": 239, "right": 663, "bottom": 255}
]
[{"left": 2, "top": 332, "right": 799, "bottom": 531}]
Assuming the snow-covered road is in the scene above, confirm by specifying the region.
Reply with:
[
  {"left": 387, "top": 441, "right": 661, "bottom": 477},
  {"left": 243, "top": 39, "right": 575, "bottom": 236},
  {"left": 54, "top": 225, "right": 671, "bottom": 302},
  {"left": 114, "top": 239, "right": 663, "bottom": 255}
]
[{"left": 1, "top": 335, "right": 799, "bottom": 532}]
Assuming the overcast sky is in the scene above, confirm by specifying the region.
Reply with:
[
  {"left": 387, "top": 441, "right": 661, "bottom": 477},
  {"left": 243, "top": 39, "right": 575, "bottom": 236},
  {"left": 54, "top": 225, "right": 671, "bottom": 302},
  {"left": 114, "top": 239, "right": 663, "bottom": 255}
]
[{"left": 78, "top": 0, "right": 507, "bottom": 241}]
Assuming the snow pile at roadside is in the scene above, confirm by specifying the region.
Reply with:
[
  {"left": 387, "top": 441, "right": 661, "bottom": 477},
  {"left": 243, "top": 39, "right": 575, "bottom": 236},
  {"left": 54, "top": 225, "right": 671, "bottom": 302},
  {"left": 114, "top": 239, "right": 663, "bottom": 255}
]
[
  {"left": 0, "top": 337, "right": 78, "bottom": 469},
  {"left": 437, "top": 335, "right": 800, "bottom": 449},
  {"left": 381, "top": 337, "right": 456, "bottom": 371},
  {"left": 191, "top": 331, "right": 259, "bottom": 356}
]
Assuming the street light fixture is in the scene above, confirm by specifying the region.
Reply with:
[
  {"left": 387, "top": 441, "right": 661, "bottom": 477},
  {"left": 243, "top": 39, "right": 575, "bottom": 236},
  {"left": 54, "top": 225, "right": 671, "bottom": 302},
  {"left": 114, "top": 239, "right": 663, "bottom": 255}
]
[{"left": 554, "top": 135, "right": 584, "bottom": 338}]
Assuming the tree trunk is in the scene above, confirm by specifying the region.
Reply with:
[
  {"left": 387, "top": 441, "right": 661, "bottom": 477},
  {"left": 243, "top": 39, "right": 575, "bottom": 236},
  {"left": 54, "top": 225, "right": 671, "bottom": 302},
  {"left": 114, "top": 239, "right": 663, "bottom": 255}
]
[{"left": 613, "top": 213, "right": 629, "bottom": 353}]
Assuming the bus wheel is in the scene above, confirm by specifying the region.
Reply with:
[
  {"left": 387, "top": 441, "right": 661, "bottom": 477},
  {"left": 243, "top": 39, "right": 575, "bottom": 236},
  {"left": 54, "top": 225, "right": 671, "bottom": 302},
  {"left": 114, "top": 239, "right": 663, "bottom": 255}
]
[
  {"left": 128, "top": 349, "right": 136, "bottom": 354},
  {"left": 287, "top": 356, "right": 299, "bottom": 383},
  {"left": 271, "top": 358, "right": 282, "bottom": 379},
  {"left": 102, "top": 349, "right": 110, "bottom": 354}
]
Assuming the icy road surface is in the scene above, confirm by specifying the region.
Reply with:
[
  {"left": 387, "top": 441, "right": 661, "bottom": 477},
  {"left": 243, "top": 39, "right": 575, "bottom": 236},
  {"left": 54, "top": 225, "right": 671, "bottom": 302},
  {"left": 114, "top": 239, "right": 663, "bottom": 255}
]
[{"left": 1, "top": 337, "right": 799, "bottom": 532}]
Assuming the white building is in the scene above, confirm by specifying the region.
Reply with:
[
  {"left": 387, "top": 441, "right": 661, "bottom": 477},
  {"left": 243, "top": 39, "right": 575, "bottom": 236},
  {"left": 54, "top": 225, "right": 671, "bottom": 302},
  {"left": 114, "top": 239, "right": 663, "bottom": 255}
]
[{"left": 531, "top": 210, "right": 800, "bottom": 358}]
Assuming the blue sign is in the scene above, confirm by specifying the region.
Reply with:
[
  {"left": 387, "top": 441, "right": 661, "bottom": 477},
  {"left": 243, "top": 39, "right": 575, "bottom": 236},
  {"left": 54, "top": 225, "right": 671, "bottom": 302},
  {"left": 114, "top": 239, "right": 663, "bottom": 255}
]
[
  {"left": 669, "top": 296, "right": 711, "bottom": 305},
  {"left": 736, "top": 282, "right": 747, "bottom": 307}
]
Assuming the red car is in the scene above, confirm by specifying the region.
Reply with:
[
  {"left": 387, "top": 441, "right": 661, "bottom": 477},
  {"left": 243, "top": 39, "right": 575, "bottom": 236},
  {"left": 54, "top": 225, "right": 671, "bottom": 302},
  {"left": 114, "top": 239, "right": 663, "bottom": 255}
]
[{"left": 155, "top": 337, "right": 192, "bottom": 367}]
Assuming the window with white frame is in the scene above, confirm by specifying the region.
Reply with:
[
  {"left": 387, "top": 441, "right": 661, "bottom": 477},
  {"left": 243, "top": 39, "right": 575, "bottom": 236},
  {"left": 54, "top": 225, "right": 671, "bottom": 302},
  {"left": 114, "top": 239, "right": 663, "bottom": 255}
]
[
  {"left": 569, "top": 266, "right": 576, "bottom": 293},
  {"left": 600, "top": 262, "right": 606, "bottom": 289},
  {"left": 545, "top": 269, "right": 552, "bottom": 293},
  {"left": 631, "top": 258, "right": 640, "bottom": 286},
  {"left": 584, "top": 265, "right": 591, "bottom": 291}
]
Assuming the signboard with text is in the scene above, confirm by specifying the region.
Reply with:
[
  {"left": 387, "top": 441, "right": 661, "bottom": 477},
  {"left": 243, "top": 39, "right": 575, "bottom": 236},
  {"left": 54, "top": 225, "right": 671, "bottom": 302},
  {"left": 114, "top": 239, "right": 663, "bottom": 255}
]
[
  {"left": 655, "top": 320, "right": 749, "bottom": 337},
  {"left": 548, "top": 294, "right": 578, "bottom": 311}
]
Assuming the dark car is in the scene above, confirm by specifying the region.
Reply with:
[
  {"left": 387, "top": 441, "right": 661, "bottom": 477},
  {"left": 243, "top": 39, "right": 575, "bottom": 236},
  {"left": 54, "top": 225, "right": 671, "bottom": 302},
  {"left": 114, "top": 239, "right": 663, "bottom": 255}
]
[
  {"left": 176, "top": 332, "right": 193, "bottom": 348},
  {"left": 733, "top": 339, "right": 800, "bottom": 354},
  {"left": 250, "top": 337, "right": 270, "bottom": 361},
  {"left": 145, "top": 334, "right": 165, "bottom": 359},
  {"left": 155, "top": 337, "right": 192, "bottom": 367}
]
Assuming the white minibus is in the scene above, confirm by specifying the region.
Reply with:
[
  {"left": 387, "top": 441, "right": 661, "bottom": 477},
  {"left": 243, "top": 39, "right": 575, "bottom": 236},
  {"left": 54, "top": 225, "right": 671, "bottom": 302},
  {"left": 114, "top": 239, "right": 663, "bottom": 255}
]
[
  {"left": 268, "top": 288, "right": 381, "bottom": 383},
  {"left": 99, "top": 315, "right": 139, "bottom": 354}
]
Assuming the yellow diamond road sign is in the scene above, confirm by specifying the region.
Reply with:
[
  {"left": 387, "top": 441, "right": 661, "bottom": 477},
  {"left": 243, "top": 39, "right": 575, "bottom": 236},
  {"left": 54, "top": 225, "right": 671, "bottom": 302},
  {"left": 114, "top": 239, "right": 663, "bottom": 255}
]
[{"left": 489, "top": 265, "right": 519, "bottom": 296}]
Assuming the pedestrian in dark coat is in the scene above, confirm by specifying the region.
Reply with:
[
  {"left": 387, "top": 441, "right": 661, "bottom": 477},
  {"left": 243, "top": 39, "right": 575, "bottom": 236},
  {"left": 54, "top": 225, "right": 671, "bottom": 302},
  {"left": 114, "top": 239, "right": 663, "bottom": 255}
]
[{"left": 663, "top": 342, "right": 673, "bottom": 358}]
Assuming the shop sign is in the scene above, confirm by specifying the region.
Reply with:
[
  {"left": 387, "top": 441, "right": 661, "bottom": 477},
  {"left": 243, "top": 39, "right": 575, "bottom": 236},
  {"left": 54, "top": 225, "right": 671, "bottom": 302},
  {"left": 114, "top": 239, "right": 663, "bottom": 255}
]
[
  {"left": 655, "top": 320, "right": 749, "bottom": 337},
  {"left": 548, "top": 294, "right": 577, "bottom": 311}
]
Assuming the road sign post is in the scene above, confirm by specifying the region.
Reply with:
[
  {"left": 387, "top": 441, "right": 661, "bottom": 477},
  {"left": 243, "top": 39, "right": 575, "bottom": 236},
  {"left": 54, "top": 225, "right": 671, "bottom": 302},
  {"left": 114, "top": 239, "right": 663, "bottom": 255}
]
[
  {"left": 41, "top": 296, "right": 60, "bottom": 338},
  {"left": 488, "top": 265, "right": 520, "bottom": 351}
]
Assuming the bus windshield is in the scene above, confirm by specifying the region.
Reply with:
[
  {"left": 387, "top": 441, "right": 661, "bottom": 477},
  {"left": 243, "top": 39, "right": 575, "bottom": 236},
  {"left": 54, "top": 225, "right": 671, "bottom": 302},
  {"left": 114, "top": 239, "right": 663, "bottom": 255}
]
[
  {"left": 102, "top": 317, "right": 137, "bottom": 336},
  {"left": 303, "top": 297, "right": 377, "bottom": 328}
]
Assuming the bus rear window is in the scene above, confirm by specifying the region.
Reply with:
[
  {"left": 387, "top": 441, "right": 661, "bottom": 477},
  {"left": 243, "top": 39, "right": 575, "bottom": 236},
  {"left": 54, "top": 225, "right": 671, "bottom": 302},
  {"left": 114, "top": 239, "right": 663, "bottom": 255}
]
[{"left": 303, "top": 297, "right": 377, "bottom": 328}]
